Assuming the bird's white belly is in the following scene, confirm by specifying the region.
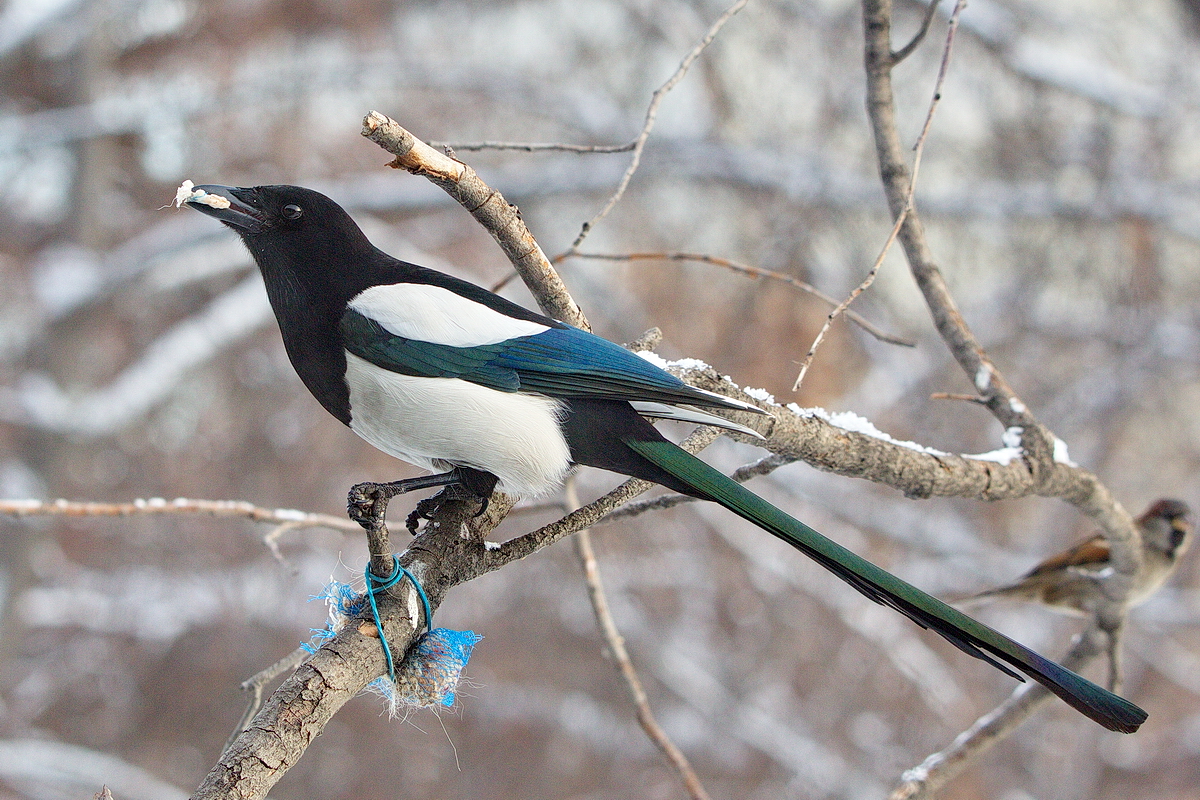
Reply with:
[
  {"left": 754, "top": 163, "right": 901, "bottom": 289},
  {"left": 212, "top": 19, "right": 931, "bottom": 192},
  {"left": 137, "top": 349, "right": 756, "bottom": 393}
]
[{"left": 343, "top": 351, "right": 571, "bottom": 497}]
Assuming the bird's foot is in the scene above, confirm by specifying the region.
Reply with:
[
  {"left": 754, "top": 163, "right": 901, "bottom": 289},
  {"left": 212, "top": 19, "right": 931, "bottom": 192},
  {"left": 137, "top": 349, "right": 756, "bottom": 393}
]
[
  {"left": 403, "top": 469, "right": 499, "bottom": 533},
  {"left": 347, "top": 482, "right": 395, "bottom": 531},
  {"left": 405, "top": 492, "right": 447, "bottom": 534},
  {"left": 348, "top": 468, "right": 500, "bottom": 534},
  {"left": 348, "top": 472, "right": 459, "bottom": 531}
]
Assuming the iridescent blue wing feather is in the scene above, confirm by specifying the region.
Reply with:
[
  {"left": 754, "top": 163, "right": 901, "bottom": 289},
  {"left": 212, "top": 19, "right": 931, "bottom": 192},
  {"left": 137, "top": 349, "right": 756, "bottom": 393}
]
[{"left": 339, "top": 310, "right": 743, "bottom": 410}]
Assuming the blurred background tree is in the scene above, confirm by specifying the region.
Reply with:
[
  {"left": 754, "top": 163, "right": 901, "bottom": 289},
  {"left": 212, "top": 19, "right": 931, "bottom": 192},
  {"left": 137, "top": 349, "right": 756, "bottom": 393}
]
[{"left": 0, "top": 0, "right": 1198, "bottom": 798}]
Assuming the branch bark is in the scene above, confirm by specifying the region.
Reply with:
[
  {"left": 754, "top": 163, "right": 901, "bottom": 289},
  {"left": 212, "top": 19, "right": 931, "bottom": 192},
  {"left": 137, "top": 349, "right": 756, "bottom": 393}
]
[
  {"left": 361, "top": 111, "right": 586, "bottom": 330},
  {"left": 861, "top": 0, "right": 1141, "bottom": 578}
]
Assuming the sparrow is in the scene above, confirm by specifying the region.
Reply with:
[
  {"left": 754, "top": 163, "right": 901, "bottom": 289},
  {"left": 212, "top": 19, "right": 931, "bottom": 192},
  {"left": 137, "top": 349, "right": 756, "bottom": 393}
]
[{"left": 963, "top": 499, "right": 1192, "bottom": 615}]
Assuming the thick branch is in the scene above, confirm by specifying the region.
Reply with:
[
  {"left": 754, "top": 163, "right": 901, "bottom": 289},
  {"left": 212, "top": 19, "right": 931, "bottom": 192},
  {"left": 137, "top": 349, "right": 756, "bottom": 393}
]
[
  {"left": 194, "top": 498, "right": 486, "bottom": 799},
  {"left": 361, "top": 112, "right": 586, "bottom": 330},
  {"left": 0, "top": 497, "right": 357, "bottom": 532}
]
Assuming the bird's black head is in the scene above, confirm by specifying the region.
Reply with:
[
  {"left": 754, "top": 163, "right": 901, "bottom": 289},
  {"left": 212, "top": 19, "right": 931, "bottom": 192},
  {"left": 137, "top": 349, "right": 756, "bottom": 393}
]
[{"left": 183, "top": 183, "right": 385, "bottom": 300}]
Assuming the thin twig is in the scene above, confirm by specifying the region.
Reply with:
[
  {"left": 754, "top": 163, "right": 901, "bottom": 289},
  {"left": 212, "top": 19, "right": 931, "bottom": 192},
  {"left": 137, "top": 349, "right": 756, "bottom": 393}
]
[
  {"left": 791, "top": 0, "right": 964, "bottom": 391},
  {"left": 482, "top": 427, "right": 722, "bottom": 572},
  {"left": 790, "top": 196, "right": 907, "bottom": 390},
  {"left": 560, "top": 0, "right": 751, "bottom": 256},
  {"left": 567, "top": 479, "right": 712, "bottom": 800},
  {"left": 891, "top": 0, "right": 943, "bottom": 63},
  {"left": 929, "top": 391, "right": 988, "bottom": 404},
  {"left": 0, "top": 497, "right": 359, "bottom": 532},
  {"left": 601, "top": 453, "right": 796, "bottom": 523},
  {"left": 573, "top": 251, "right": 915, "bottom": 347},
  {"left": 889, "top": 624, "right": 1107, "bottom": 800},
  {"left": 263, "top": 521, "right": 309, "bottom": 566},
  {"left": 221, "top": 648, "right": 311, "bottom": 756},
  {"left": 427, "top": 140, "right": 637, "bottom": 154}
]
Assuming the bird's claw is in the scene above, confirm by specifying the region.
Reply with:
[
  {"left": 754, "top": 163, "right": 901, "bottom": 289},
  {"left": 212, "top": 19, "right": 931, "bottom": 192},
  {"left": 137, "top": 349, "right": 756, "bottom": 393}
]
[
  {"left": 404, "top": 484, "right": 491, "bottom": 533},
  {"left": 347, "top": 482, "right": 389, "bottom": 530}
]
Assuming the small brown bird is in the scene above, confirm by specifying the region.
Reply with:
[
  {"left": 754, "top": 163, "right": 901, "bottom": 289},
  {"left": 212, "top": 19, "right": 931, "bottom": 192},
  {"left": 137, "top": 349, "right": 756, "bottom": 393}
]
[{"left": 963, "top": 499, "right": 1192, "bottom": 615}]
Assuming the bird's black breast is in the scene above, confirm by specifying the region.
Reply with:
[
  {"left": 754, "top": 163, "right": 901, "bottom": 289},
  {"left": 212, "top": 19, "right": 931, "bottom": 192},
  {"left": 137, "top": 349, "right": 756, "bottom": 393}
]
[{"left": 260, "top": 268, "right": 353, "bottom": 425}]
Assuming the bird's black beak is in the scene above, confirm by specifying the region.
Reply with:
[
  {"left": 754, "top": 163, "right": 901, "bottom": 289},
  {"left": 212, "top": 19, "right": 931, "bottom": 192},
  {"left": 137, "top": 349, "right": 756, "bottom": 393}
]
[{"left": 183, "top": 184, "right": 266, "bottom": 233}]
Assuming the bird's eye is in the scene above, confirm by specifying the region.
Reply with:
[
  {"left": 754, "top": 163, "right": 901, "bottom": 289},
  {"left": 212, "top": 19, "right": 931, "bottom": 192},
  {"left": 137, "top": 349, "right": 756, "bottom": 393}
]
[{"left": 282, "top": 204, "right": 303, "bottom": 220}]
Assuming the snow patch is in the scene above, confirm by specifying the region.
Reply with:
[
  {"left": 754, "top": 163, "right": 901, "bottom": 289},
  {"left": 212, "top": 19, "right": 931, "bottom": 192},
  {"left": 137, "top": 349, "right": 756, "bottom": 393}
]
[
  {"left": 974, "top": 364, "right": 992, "bottom": 391},
  {"left": 667, "top": 357, "right": 711, "bottom": 371},
  {"left": 788, "top": 405, "right": 947, "bottom": 456},
  {"left": 1053, "top": 437, "right": 1076, "bottom": 466},
  {"left": 1001, "top": 427, "right": 1023, "bottom": 448},
  {"left": 963, "top": 427, "right": 1023, "bottom": 465},
  {"left": 635, "top": 350, "right": 669, "bottom": 369},
  {"left": 743, "top": 386, "right": 777, "bottom": 405}
]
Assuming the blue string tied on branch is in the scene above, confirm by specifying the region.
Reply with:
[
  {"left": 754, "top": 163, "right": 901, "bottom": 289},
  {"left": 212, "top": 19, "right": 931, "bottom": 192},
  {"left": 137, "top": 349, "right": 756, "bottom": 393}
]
[
  {"left": 303, "top": 558, "right": 481, "bottom": 716},
  {"left": 364, "top": 555, "right": 430, "bottom": 681}
]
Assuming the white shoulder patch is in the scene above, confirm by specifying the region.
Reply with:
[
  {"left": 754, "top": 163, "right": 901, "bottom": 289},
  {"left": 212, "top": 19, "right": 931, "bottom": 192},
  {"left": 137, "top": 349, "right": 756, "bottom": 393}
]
[{"left": 348, "top": 283, "right": 549, "bottom": 347}]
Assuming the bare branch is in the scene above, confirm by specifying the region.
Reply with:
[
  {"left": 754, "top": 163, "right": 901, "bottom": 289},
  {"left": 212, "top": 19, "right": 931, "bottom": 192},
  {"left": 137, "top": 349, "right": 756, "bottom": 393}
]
[
  {"left": 891, "top": 0, "right": 943, "bottom": 64},
  {"left": 861, "top": 0, "right": 1143, "bottom": 558},
  {"left": 0, "top": 496, "right": 359, "bottom": 533},
  {"left": 567, "top": 479, "right": 712, "bottom": 800},
  {"left": 560, "top": 0, "right": 751, "bottom": 256},
  {"left": 480, "top": 427, "right": 723, "bottom": 574},
  {"left": 572, "top": 251, "right": 915, "bottom": 346},
  {"left": 889, "top": 624, "right": 1108, "bottom": 800},
  {"left": 792, "top": 0, "right": 963, "bottom": 391},
  {"left": 602, "top": 452, "right": 795, "bottom": 522},
  {"left": 860, "top": 0, "right": 1147, "bottom": 790},
  {"left": 427, "top": 139, "right": 637, "bottom": 154},
  {"left": 361, "top": 111, "right": 587, "bottom": 329},
  {"left": 222, "top": 648, "right": 311, "bottom": 756},
  {"left": 929, "top": 391, "right": 988, "bottom": 405}
]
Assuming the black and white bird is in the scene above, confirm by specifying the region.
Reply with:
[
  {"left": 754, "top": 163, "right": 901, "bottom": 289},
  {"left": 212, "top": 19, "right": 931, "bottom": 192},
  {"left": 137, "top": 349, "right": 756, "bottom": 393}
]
[{"left": 184, "top": 182, "right": 1146, "bottom": 733}]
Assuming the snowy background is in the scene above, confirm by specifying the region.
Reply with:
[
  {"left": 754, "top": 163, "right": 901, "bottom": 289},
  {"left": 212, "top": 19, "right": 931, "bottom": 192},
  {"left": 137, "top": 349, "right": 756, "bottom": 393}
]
[{"left": 1, "top": 0, "right": 1199, "bottom": 798}]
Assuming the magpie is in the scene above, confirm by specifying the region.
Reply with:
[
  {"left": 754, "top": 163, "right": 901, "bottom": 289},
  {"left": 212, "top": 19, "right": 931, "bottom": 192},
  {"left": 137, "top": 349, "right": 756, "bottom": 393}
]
[{"left": 185, "top": 183, "right": 1146, "bottom": 733}]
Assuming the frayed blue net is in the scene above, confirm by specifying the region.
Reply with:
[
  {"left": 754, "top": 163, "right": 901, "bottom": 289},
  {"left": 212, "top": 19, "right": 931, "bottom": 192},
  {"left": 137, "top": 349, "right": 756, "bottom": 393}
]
[
  {"left": 303, "top": 577, "right": 481, "bottom": 713},
  {"left": 394, "top": 628, "right": 483, "bottom": 708}
]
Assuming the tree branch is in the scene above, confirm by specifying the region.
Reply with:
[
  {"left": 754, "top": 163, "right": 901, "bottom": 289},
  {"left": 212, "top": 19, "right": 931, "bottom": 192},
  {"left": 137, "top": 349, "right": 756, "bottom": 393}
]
[
  {"left": 567, "top": 479, "right": 712, "bottom": 800},
  {"left": 860, "top": 0, "right": 1146, "bottom": 790},
  {"left": 793, "top": 0, "right": 962, "bottom": 391},
  {"left": 862, "top": 0, "right": 1143, "bottom": 566},
  {"left": 0, "top": 497, "right": 358, "bottom": 533},
  {"left": 361, "top": 111, "right": 587, "bottom": 329},
  {"left": 571, "top": 251, "right": 915, "bottom": 347}
]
